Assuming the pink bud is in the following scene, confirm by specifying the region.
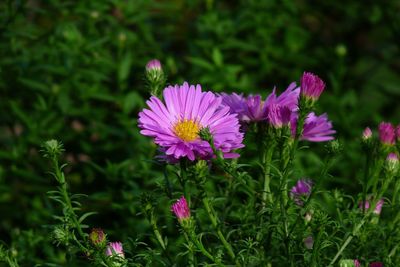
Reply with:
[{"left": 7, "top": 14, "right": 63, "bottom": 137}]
[
  {"left": 171, "top": 196, "right": 191, "bottom": 221},
  {"left": 378, "top": 122, "right": 395, "bottom": 145},
  {"left": 105, "top": 242, "right": 124, "bottom": 258},
  {"left": 362, "top": 127, "right": 372, "bottom": 140},
  {"left": 145, "top": 59, "right": 162, "bottom": 71},
  {"left": 300, "top": 72, "right": 325, "bottom": 101}
]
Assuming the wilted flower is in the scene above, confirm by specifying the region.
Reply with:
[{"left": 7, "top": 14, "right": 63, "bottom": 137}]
[
  {"left": 138, "top": 82, "right": 244, "bottom": 161},
  {"left": 89, "top": 228, "right": 106, "bottom": 247},
  {"left": 172, "top": 196, "right": 190, "bottom": 222},
  {"left": 363, "top": 127, "right": 372, "bottom": 140},
  {"left": 106, "top": 242, "right": 124, "bottom": 258},
  {"left": 300, "top": 72, "right": 325, "bottom": 101},
  {"left": 267, "top": 104, "right": 291, "bottom": 128},
  {"left": 358, "top": 199, "right": 384, "bottom": 215},
  {"left": 304, "top": 236, "right": 314, "bottom": 249},
  {"left": 378, "top": 122, "right": 395, "bottom": 145},
  {"left": 290, "top": 179, "right": 312, "bottom": 206},
  {"left": 291, "top": 112, "right": 335, "bottom": 142}
]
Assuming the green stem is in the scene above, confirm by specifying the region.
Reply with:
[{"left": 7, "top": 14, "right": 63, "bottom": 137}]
[
  {"left": 202, "top": 196, "right": 237, "bottom": 263},
  {"left": 186, "top": 227, "right": 223, "bottom": 266},
  {"left": 262, "top": 142, "right": 275, "bottom": 207}
]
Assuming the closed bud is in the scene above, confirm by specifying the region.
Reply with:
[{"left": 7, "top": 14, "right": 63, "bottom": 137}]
[
  {"left": 362, "top": 127, "right": 372, "bottom": 140},
  {"left": 89, "top": 228, "right": 106, "bottom": 247},
  {"left": 386, "top": 153, "right": 399, "bottom": 173}
]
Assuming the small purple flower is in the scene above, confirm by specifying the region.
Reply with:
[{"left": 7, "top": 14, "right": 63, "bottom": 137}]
[
  {"left": 304, "top": 236, "right": 314, "bottom": 249},
  {"left": 106, "top": 242, "right": 124, "bottom": 258},
  {"left": 291, "top": 112, "right": 335, "bottom": 142},
  {"left": 378, "top": 122, "right": 395, "bottom": 145},
  {"left": 267, "top": 104, "right": 292, "bottom": 128},
  {"left": 363, "top": 127, "right": 372, "bottom": 140},
  {"left": 219, "top": 93, "right": 247, "bottom": 121},
  {"left": 138, "top": 82, "right": 244, "bottom": 161},
  {"left": 300, "top": 72, "right": 325, "bottom": 101},
  {"left": 354, "top": 259, "right": 361, "bottom": 267},
  {"left": 290, "top": 179, "right": 312, "bottom": 205},
  {"left": 146, "top": 59, "right": 162, "bottom": 71},
  {"left": 369, "top": 262, "right": 383, "bottom": 267},
  {"left": 171, "top": 196, "right": 191, "bottom": 221},
  {"left": 242, "top": 95, "right": 267, "bottom": 122},
  {"left": 358, "top": 199, "right": 384, "bottom": 215},
  {"left": 266, "top": 82, "right": 300, "bottom": 111}
]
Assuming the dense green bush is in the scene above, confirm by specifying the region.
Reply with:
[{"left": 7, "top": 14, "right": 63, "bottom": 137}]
[{"left": 0, "top": 0, "right": 399, "bottom": 266}]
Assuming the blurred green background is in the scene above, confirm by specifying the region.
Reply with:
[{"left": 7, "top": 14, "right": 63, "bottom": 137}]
[{"left": 0, "top": 0, "right": 399, "bottom": 265}]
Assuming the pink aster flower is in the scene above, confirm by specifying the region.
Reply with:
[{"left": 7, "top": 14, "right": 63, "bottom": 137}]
[
  {"left": 363, "top": 127, "right": 372, "bottom": 140},
  {"left": 290, "top": 179, "right": 312, "bottom": 206},
  {"left": 146, "top": 59, "right": 162, "bottom": 71},
  {"left": 291, "top": 112, "right": 335, "bottom": 142},
  {"left": 267, "top": 103, "right": 292, "bottom": 128},
  {"left": 266, "top": 82, "right": 300, "bottom": 111},
  {"left": 378, "top": 122, "right": 395, "bottom": 145},
  {"left": 171, "top": 196, "right": 190, "bottom": 221},
  {"left": 359, "top": 199, "right": 384, "bottom": 215},
  {"left": 106, "top": 242, "right": 124, "bottom": 258},
  {"left": 300, "top": 72, "right": 325, "bottom": 101},
  {"left": 138, "top": 82, "right": 244, "bottom": 161},
  {"left": 242, "top": 95, "right": 267, "bottom": 122}
]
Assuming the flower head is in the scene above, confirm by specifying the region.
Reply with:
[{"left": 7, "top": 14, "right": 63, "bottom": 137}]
[
  {"left": 290, "top": 179, "right": 312, "bottom": 205},
  {"left": 106, "top": 242, "right": 124, "bottom": 258},
  {"left": 242, "top": 95, "right": 267, "bottom": 122},
  {"left": 300, "top": 72, "right": 325, "bottom": 101},
  {"left": 219, "top": 93, "right": 246, "bottom": 121},
  {"left": 378, "top": 122, "right": 395, "bottom": 145},
  {"left": 358, "top": 198, "right": 384, "bottom": 215},
  {"left": 146, "top": 59, "right": 162, "bottom": 71},
  {"left": 266, "top": 82, "right": 300, "bottom": 111},
  {"left": 138, "top": 82, "right": 244, "bottom": 161},
  {"left": 267, "top": 104, "right": 292, "bottom": 128},
  {"left": 291, "top": 112, "right": 335, "bottom": 142},
  {"left": 363, "top": 127, "right": 372, "bottom": 140},
  {"left": 89, "top": 228, "right": 106, "bottom": 247},
  {"left": 171, "top": 196, "right": 190, "bottom": 221}
]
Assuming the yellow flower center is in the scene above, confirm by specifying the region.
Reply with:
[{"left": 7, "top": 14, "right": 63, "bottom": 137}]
[{"left": 173, "top": 119, "right": 200, "bottom": 142}]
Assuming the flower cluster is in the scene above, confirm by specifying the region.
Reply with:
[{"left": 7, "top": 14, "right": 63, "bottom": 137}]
[{"left": 139, "top": 71, "right": 335, "bottom": 161}]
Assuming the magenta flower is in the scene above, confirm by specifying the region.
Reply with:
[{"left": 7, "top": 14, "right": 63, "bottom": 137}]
[
  {"left": 300, "top": 72, "right": 325, "bottom": 101},
  {"left": 290, "top": 179, "right": 312, "bottom": 205},
  {"left": 291, "top": 112, "right": 335, "bottom": 142},
  {"left": 369, "top": 262, "right": 383, "bottom": 267},
  {"left": 266, "top": 82, "right": 300, "bottom": 111},
  {"left": 106, "top": 242, "right": 124, "bottom": 258},
  {"left": 267, "top": 104, "right": 292, "bottom": 128},
  {"left": 146, "top": 59, "right": 162, "bottom": 71},
  {"left": 171, "top": 196, "right": 190, "bottom": 221},
  {"left": 354, "top": 259, "right": 361, "bottom": 267},
  {"left": 378, "top": 122, "right": 395, "bottom": 145},
  {"left": 138, "top": 82, "right": 244, "bottom": 161},
  {"left": 241, "top": 95, "right": 267, "bottom": 122},
  {"left": 363, "top": 127, "right": 372, "bottom": 140},
  {"left": 358, "top": 199, "right": 384, "bottom": 215},
  {"left": 396, "top": 125, "right": 400, "bottom": 141}
]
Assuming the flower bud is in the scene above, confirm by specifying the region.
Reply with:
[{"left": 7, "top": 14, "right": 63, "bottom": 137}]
[
  {"left": 378, "top": 122, "right": 395, "bottom": 145},
  {"left": 290, "top": 179, "right": 312, "bottom": 206},
  {"left": 146, "top": 59, "right": 162, "bottom": 72},
  {"left": 145, "top": 59, "right": 165, "bottom": 97},
  {"left": 171, "top": 196, "right": 191, "bottom": 222},
  {"left": 89, "top": 228, "right": 106, "bottom": 247},
  {"left": 362, "top": 127, "right": 372, "bottom": 140},
  {"left": 339, "top": 259, "right": 361, "bottom": 267},
  {"left": 386, "top": 152, "right": 399, "bottom": 172},
  {"left": 300, "top": 72, "right": 325, "bottom": 101}
]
